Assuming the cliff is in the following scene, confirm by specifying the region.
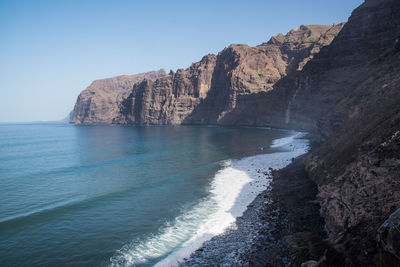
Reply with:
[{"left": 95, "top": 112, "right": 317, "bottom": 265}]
[
  {"left": 113, "top": 54, "right": 217, "bottom": 125},
  {"left": 71, "top": 24, "right": 343, "bottom": 126},
  {"left": 297, "top": 0, "right": 400, "bottom": 264},
  {"left": 184, "top": 24, "right": 345, "bottom": 127},
  {"left": 71, "top": 69, "right": 165, "bottom": 124},
  {"left": 115, "top": 24, "right": 343, "bottom": 126}
]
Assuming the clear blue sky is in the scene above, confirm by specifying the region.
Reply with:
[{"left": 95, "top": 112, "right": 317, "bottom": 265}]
[{"left": 0, "top": 0, "right": 363, "bottom": 122}]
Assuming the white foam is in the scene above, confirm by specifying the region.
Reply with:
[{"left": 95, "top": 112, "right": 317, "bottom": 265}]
[
  {"left": 110, "top": 132, "right": 309, "bottom": 267},
  {"left": 270, "top": 131, "right": 306, "bottom": 148}
]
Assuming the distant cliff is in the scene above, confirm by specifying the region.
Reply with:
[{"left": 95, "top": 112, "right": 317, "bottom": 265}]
[
  {"left": 71, "top": 24, "right": 343, "bottom": 126},
  {"left": 71, "top": 70, "right": 165, "bottom": 124}
]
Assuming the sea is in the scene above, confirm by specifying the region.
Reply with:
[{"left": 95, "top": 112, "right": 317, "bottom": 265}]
[{"left": 0, "top": 123, "right": 308, "bottom": 266}]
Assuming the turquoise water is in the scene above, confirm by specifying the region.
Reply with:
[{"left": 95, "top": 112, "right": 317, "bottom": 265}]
[{"left": 0, "top": 123, "right": 288, "bottom": 266}]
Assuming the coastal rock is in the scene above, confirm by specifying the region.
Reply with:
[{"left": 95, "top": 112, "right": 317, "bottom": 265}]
[
  {"left": 70, "top": 69, "right": 165, "bottom": 124},
  {"left": 71, "top": 24, "right": 342, "bottom": 126},
  {"left": 114, "top": 54, "right": 217, "bottom": 125},
  {"left": 184, "top": 24, "right": 344, "bottom": 126},
  {"left": 301, "top": 0, "right": 400, "bottom": 265}
]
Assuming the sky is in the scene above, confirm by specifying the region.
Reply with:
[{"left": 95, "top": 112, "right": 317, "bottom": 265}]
[{"left": 0, "top": 0, "right": 363, "bottom": 122}]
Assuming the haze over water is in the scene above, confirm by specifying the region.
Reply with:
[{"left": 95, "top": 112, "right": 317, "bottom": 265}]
[{"left": 0, "top": 123, "right": 296, "bottom": 266}]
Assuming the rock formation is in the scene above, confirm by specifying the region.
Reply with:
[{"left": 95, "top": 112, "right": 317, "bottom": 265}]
[
  {"left": 70, "top": 69, "right": 165, "bottom": 124},
  {"left": 71, "top": 24, "right": 343, "bottom": 126},
  {"left": 113, "top": 54, "right": 217, "bottom": 125},
  {"left": 184, "top": 24, "right": 344, "bottom": 126},
  {"left": 296, "top": 0, "right": 400, "bottom": 265}
]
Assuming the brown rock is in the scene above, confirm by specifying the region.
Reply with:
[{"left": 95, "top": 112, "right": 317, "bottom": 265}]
[
  {"left": 70, "top": 69, "right": 165, "bottom": 124},
  {"left": 114, "top": 24, "right": 343, "bottom": 126},
  {"left": 114, "top": 54, "right": 217, "bottom": 125}
]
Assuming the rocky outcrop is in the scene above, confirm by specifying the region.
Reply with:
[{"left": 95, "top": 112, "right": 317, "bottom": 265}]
[
  {"left": 71, "top": 70, "right": 165, "bottom": 124},
  {"left": 111, "top": 24, "right": 343, "bottom": 125}
]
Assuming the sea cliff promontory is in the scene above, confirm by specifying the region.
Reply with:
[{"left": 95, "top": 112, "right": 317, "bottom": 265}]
[{"left": 71, "top": 70, "right": 166, "bottom": 124}]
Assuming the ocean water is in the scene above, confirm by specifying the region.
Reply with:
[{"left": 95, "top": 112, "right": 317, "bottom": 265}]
[{"left": 0, "top": 123, "right": 307, "bottom": 266}]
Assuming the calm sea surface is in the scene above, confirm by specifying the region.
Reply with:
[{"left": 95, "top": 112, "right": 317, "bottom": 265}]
[{"left": 0, "top": 123, "right": 289, "bottom": 266}]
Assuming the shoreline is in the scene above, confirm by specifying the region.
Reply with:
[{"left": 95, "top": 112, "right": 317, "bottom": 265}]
[
  {"left": 155, "top": 132, "right": 310, "bottom": 266},
  {"left": 180, "top": 136, "right": 328, "bottom": 266}
]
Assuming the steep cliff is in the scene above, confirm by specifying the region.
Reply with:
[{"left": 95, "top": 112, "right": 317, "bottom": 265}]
[
  {"left": 113, "top": 54, "right": 217, "bottom": 125},
  {"left": 112, "top": 24, "right": 343, "bottom": 125},
  {"left": 71, "top": 24, "right": 342, "bottom": 126},
  {"left": 185, "top": 24, "right": 345, "bottom": 126},
  {"left": 293, "top": 0, "right": 400, "bottom": 265},
  {"left": 71, "top": 70, "right": 165, "bottom": 124}
]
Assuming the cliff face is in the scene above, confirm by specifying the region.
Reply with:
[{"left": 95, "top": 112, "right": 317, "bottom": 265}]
[
  {"left": 113, "top": 54, "right": 217, "bottom": 125},
  {"left": 286, "top": 0, "right": 400, "bottom": 137},
  {"left": 295, "top": 0, "right": 400, "bottom": 264},
  {"left": 71, "top": 24, "right": 342, "bottom": 126},
  {"left": 111, "top": 24, "right": 343, "bottom": 125},
  {"left": 71, "top": 70, "right": 165, "bottom": 124}
]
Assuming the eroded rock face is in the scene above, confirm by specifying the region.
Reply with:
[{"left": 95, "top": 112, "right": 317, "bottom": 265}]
[
  {"left": 301, "top": 0, "right": 400, "bottom": 265},
  {"left": 287, "top": 0, "right": 400, "bottom": 137},
  {"left": 114, "top": 24, "right": 343, "bottom": 126},
  {"left": 71, "top": 24, "right": 342, "bottom": 126},
  {"left": 114, "top": 54, "right": 217, "bottom": 125},
  {"left": 70, "top": 70, "right": 165, "bottom": 124}
]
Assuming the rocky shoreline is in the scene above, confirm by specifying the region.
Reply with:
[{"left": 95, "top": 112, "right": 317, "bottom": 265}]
[
  {"left": 181, "top": 152, "right": 338, "bottom": 266},
  {"left": 181, "top": 156, "right": 312, "bottom": 266}
]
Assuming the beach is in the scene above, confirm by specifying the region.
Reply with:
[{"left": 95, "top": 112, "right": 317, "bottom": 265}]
[
  {"left": 154, "top": 132, "right": 312, "bottom": 266},
  {"left": 181, "top": 151, "right": 330, "bottom": 266}
]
